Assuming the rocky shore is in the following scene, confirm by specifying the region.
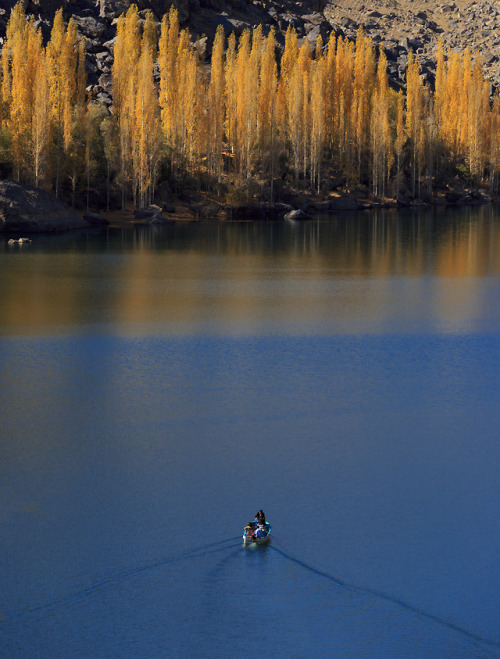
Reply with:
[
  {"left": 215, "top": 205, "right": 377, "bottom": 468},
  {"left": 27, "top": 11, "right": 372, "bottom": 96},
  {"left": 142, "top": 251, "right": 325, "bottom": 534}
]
[
  {"left": 0, "top": 180, "right": 91, "bottom": 232},
  {"left": 0, "top": 178, "right": 495, "bottom": 234}
]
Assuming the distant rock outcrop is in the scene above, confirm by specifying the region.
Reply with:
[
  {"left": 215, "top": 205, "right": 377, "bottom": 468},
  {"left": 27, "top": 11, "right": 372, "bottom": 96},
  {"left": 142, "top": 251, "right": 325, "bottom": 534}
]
[{"left": 0, "top": 180, "right": 90, "bottom": 232}]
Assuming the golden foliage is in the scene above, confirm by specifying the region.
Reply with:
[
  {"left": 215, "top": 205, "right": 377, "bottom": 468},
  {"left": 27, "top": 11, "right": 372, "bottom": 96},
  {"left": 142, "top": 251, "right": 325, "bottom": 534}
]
[{"left": 1, "top": 1, "right": 499, "bottom": 206}]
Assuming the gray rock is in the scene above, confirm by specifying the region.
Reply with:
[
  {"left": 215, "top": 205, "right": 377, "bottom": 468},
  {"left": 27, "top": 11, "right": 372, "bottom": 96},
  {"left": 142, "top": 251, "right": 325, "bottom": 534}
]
[
  {"left": 305, "top": 25, "right": 322, "bottom": 43},
  {"left": 190, "top": 202, "right": 220, "bottom": 218},
  {"left": 397, "top": 193, "right": 411, "bottom": 206},
  {"left": 301, "top": 12, "right": 325, "bottom": 25},
  {"left": 284, "top": 208, "right": 310, "bottom": 220},
  {"left": 103, "top": 37, "right": 116, "bottom": 51},
  {"left": 0, "top": 180, "right": 89, "bottom": 233},
  {"left": 96, "top": 51, "right": 114, "bottom": 68},
  {"left": 134, "top": 205, "right": 163, "bottom": 219},
  {"left": 98, "top": 72, "right": 113, "bottom": 93},
  {"left": 313, "top": 200, "right": 332, "bottom": 211},
  {"left": 445, "top": 190, "right": 463, "bottom": 203},
  {"left": 329, "top": 196, "right": 358, "bottom": 210},
  {"left": 7, "top": 237, "right": 31, "bottom": 244},
  {"left": 83, "top": 211, "right": 109, "bottom": 225},
  {"left": 85, "top": 39, "right": 105, "bottom": 54},
  {"left": 99, "top": 0, "right": 130, "bottom": 20},
  {"left": 96, "top": 91, "right": 112, "bottom": 105},
  {"left": 75, "top": 15, "right": 108, "bottom": 39},
  {"left": 226, "top": 204, "right": 266, "bottom": 220},
  {"left": 266, "top": 202, "right": 293, "bottom": 219},
  {"left": 194, "top": 36, "right": 209, "bottom": 60}
]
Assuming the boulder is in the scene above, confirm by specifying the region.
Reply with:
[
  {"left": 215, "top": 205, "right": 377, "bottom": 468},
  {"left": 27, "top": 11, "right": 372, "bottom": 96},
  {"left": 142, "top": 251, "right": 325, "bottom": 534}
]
[
  {"left": 284, "top": 208, "right": 310, "bottom": 220},
  {"left": 313, "top": 200, "right": 332, "bottom": 211},
  {"left": 445, "top": 190, "right": 463, "bottom": 204},
  {"left": 83, "top": 211, "right": 109, "bottom": 225},
  {"left": 134, "top": 204, "right": 163, "bottom": 219},
  {"left": 7, "top": 237, "right": 31, "bottom": 244},
  {"left": 0, "top": 180, "right": 90, "bottom": 233},
  {"left": 99, "top": 0, "right": 130, "bottom": 20},
  {"left": 329, "top": 196, "right": 358, "bottom": 210},
  {"left": 190, "top": 202, "right": 220, "bottom": 218},
  {"left": 74, "top": 15, "right": 108, "bottom": 39},
  {"left": 226, "top": 204, "right": 267, "bottom": 220}
]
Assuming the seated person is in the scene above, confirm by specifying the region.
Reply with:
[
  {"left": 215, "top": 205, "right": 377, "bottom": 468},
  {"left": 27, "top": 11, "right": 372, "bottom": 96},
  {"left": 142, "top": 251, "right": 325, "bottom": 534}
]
[
  {"left": 244, "top": 521, "right": 256, "bottom": 537},
  {"left": 255, "top": 509, "right": 266, "bottom": 524},
  {"left": 254, "top": 524, "right": 267, "bottom": 538}
]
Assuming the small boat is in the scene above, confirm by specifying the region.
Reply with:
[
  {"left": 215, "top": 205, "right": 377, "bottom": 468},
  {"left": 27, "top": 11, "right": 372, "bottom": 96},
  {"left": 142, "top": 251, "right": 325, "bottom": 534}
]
[{"left": 243, "top": 521, "right": 272, "bottom": 545}]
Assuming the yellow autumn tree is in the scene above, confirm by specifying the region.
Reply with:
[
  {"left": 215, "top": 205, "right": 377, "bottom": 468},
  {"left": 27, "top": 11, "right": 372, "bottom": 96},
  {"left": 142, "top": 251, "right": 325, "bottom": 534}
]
[
  {"left": 351, "top": 28, "right": 376, "bottom": 181},
  {"left": 406, "top": 52, "right": 427, "bottom": 197},
  {"left": 370, "top": 47, "right": 392, "bottom": 198},
  {"left": 257, "top": 28, "right": 279, "bottom": 198},
  {"left": 3, "top": 4, "right": 34, "bottom": 181},
  {"left": 112, "top": 4, "right": 140, "bottom": 208},
  {"left": 46, "top": 9, "right": 83, "bottom": 196},
  {"left": 31, "top": 50, "right": 49, "bottom": 187},
  {"left": 158, "top": 6, "right": 180, "bottom": 162},
  {"left": 132, "top": 12, "right": 161, "bottom": 207},
  {"left": 310, "top": 46, "right": 326, "bottom": 192}
]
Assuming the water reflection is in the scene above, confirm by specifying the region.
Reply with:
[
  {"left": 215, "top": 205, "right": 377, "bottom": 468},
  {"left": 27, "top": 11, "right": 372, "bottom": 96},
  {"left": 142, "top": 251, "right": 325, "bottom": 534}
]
[{"left": 1, "top": 204, "right": 499, "bottom": 336}]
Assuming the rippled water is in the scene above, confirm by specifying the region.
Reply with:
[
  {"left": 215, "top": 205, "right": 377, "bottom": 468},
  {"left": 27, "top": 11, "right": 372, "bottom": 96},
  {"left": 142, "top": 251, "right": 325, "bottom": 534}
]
[{"left": 1, "top": 206, "right": 500, "bottom": 657}]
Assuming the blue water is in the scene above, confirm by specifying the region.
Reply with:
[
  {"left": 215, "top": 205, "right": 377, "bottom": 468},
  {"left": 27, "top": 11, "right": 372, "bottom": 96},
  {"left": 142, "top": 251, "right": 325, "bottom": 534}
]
[{"left": 1, "top": 208, "right": 500, "bottom": 657}]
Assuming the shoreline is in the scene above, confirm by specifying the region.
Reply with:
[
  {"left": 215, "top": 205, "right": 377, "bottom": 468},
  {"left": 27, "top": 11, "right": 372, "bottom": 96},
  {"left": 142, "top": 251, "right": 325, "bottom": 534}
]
[{"left": 96, "top": 187, "right": 497, "bottom": 226}]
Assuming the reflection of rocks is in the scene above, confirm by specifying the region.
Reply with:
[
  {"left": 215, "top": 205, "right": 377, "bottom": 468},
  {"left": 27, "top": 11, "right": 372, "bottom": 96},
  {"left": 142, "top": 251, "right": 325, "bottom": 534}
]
[
  {"left": 134, "top": 204, "right": 174, "bottom": 223},
  {"left": 0, "top": 180, "right": 90, "bottom": 232}
]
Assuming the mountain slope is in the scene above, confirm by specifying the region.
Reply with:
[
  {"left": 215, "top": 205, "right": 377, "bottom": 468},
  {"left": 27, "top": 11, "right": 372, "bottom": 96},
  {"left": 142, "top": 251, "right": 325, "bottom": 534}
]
[{"left": 0, "top": 0, "right": 498, "bottom": 102}]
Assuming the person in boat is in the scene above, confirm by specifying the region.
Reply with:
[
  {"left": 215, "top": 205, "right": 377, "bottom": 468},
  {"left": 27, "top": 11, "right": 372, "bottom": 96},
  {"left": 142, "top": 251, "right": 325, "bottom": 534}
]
[
  {"left": 255, "top": 509, "right": 265, "bottom": 525},
  {"left": 254, "top": 523, "right": 267, "bottom": 538},
  {"left": 244, "top": 521, "right": 256, "bottom": 538}
]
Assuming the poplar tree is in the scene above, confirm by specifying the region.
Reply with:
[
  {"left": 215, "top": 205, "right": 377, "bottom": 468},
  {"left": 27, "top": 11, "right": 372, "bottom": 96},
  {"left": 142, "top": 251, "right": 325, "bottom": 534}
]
[
  {"left": 258, "top": 28, "right": 279, "bottom": 198},
  {"left": 112, "top": 4, "right": 140, "bottom": 208},
  {"left": 351, "top": 28, "right": 375, "bottom": 182},
  {"left": 310, "top": 49, "right": 326, "bottom": 192},
  {"left": 133, "top": 15, "right": 161, "bottom": 207},
  {"left": 280, "top": 28, "right": 303, "bottom": 188},
  {"left": 394, "top": 90, "right": 406, "bottom": 197},
  {"left": 207, "top": 25, "right": 225, "bottom": 185},
  {"left": 406, "top": 52, "right": 427, "bottom": 197},
  {"left": 224, "top": 32, "right": 238, "bottom": 175},
  {"left": 4, "top": 4, "right": 32, "bottom": 181},
  {"left": 32, "top": 51, "right": 49, "bottom": 188},
  {"left": 370, "top": 47, "right": 392, "bottom": 198}
]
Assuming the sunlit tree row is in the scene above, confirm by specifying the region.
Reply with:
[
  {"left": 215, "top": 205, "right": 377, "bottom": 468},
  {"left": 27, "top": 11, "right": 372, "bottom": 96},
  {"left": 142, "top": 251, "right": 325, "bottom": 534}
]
[{"left": 1, "top": 2, "right": 499, "bottom": 209}]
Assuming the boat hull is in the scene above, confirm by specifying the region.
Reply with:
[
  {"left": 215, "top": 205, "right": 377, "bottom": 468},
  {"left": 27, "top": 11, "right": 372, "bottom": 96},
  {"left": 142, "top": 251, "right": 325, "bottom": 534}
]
[{"left": 242, "top": 522, "right": 271, "bottom": 545}]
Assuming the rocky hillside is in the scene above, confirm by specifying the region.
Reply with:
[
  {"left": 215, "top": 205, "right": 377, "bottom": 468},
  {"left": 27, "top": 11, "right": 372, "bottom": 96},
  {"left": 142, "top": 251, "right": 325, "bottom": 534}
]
[
  {"left": 0, "top": 0, "right": 498, "bottom": 106},
  {"left": 324, "top": 0, "right": 500, "bottom": 89}
]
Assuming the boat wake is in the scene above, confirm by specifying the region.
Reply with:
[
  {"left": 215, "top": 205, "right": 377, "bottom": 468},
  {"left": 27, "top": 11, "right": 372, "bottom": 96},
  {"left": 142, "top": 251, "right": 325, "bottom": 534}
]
[
  {"left": 6, "top": 536, "right": 241, "bottom": 619},
  {"left": 270, "top": 540, "right": 500, "bottom": 651}
]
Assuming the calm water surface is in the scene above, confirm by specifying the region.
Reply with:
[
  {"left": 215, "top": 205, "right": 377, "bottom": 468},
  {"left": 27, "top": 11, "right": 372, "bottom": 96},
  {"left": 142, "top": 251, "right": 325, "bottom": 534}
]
[{"left": 1, "top": 206, "right": 500, "bottom": 657}]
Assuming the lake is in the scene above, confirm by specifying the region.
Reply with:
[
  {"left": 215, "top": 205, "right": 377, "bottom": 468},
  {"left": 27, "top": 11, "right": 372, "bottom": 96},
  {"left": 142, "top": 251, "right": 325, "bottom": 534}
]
[{"left": 1, "top": 205, "right": 500, "bottom": 658}]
